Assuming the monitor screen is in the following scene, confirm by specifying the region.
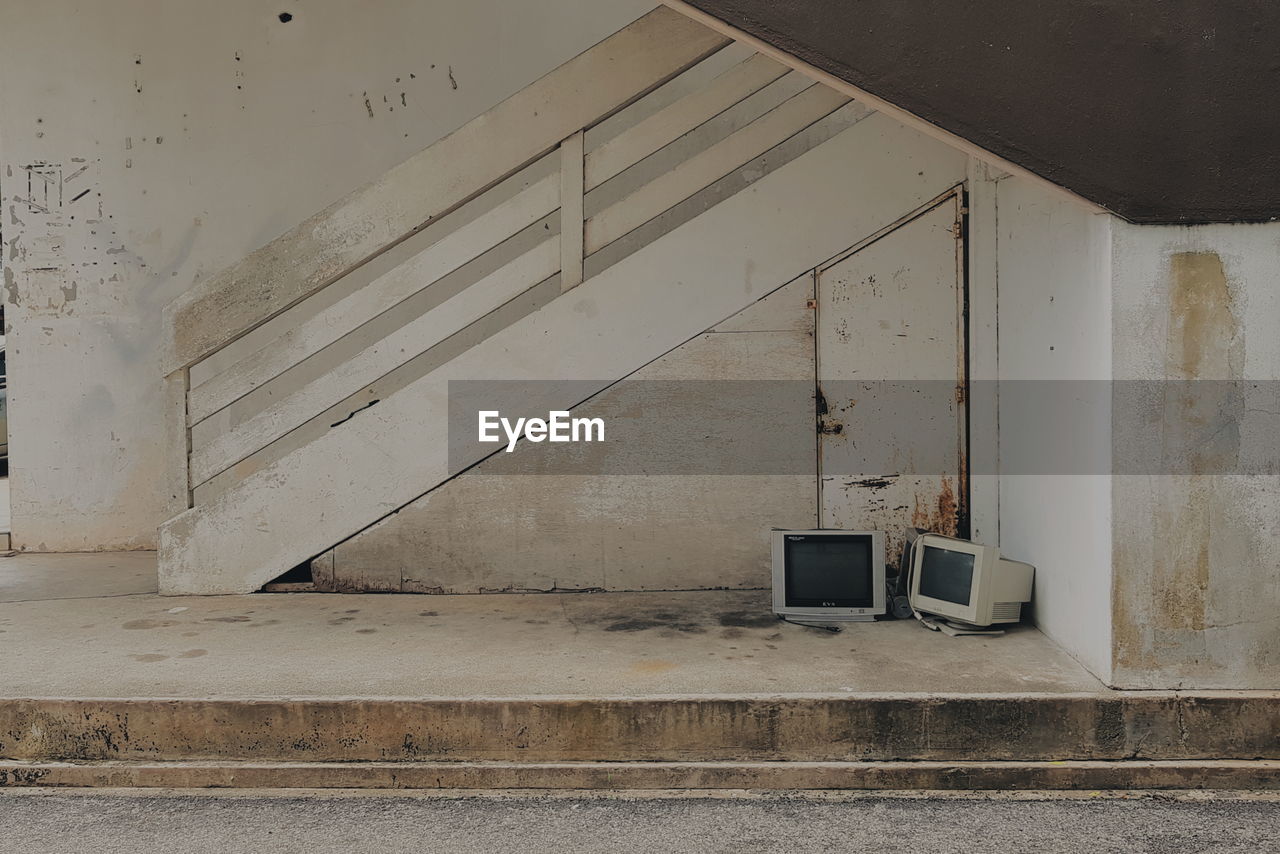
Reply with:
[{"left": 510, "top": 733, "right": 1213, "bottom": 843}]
[
  {"left": 784, "top": 536, "right": 875, "bottom": 607},
  {"left": 918, "top": 545, "right": 975, "bottom": 606}
]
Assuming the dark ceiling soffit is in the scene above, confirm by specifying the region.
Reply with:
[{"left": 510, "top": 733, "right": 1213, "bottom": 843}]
[{"left": 675, "top": 0, "right": 1280, "bottom": 225}]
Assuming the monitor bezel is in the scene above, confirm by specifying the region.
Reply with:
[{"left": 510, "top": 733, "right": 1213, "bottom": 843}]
[
  {"left": 908, "top": 534, "right": 993, "bottom": 625},
  {"left": 771, "top": 529, "right": 887, "bottom": 621}
]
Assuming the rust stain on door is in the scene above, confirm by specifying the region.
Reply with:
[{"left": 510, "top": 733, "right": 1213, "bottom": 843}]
[{"left": 911, "top": 475, "right": 959, "bottom": 537}]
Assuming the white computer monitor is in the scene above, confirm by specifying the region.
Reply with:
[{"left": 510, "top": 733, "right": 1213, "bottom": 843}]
[
  {"left": 771, "top": 529, "right": 886, "bottom": 622},
  {"left": 907, "top": 533, "right": 1034, "bottom": 627}
]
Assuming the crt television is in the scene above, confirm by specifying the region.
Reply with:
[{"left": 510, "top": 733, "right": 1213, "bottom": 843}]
[
  {"left": 907, "top": 533, "right": 1034, "bottom": 627},
  {"left": 771, "top": 530, "right": 886, "bottom": 622}
]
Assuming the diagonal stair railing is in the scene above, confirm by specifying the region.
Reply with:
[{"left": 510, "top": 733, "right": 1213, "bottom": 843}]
[{"left": 159, "top": 7, "right": 859, "bottom": 592}]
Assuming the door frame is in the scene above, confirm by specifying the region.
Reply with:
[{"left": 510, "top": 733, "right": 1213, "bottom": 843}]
[{"left": 810, "top": 185, "right": 971, "bottom": 539}]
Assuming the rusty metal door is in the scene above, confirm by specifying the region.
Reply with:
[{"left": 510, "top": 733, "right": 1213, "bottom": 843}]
[{"left": 816, "top": 192, "right": 967, "bottom": 559}]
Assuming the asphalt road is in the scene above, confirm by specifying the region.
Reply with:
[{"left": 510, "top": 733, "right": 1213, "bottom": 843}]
[{"left": 0, "top": 791, "right": 1277, "bottom": 853}]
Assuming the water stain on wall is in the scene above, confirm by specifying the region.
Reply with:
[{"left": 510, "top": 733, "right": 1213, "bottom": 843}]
[
  {"left": 1115, "top": 250, "right": 1246, "bottom": 677},
  {"left": 1167, "top": 252, "right": 1243, "bottom": 382},
  {"left": 1158, "top": 252, "right": 1241, "bottom": 627}
]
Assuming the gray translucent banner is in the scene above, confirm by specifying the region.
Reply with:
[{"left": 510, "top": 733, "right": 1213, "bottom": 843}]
[{"left": 446, "top": 380, "right": 1280, "bottom": 476}]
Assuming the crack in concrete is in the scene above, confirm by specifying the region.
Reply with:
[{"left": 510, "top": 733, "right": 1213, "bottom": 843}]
[{"left": 0, "top": 591, "right": 154, "bottom": 605}]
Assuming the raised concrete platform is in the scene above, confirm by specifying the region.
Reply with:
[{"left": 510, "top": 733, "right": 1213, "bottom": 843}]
[
  {"left": 5, "top": 760, "right": 1280, "bottom": 791},
  {"left": 0, "top": 552, "right": 1098, "bottom": 697},
  {"left": 2, "top": 553, "right": 1277, "bottom": 790}
]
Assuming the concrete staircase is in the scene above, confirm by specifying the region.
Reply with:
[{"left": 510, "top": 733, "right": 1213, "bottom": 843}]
[
  {"left": 2, "top": 694, "right": 1278, "bottom": 789},
  {"left": 159, "top": 7, "right": 933, "bottom": 595}
]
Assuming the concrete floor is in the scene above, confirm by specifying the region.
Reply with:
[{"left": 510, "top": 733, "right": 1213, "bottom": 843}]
[
  {"left": 0, "top": 552, "right": 1103, "bottom": 698},
  {"left": 2, "top": 791, "right": 1278, "bottom": 854}
]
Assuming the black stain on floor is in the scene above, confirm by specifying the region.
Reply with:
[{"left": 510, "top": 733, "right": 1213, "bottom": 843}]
[
  {"left": 577, "top": 597, "right": 776, "bottom": 637},
  {"left": 604, "top": 618, "right": 706, "bottom": 635},
  {"left": 718, "top": 611, "right": 778, "bottom": 629},
  {"left": 122, "top": 619, "right": 177, "bottom": 630}
]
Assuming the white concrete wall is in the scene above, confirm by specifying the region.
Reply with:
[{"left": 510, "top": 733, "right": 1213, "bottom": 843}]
[
  {"left": 1110, "top": 221, "right": 1280, "bottom": 688},
  {"left": 0, "top": 0, "right": 654, "bottom": 550},
  {"left": 980, "top": 174, "right": 1280, "bottom": 689},
  {"left": 993, "top": 176, "right": 1114, "bottom": 683}
]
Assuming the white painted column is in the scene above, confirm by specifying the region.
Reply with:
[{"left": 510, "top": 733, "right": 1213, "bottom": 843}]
[{"left": 965, "top": 157, "right": 1001, "bottom": 547}]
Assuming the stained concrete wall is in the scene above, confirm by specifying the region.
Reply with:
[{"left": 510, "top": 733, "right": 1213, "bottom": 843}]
[
  {"left": 319, "top": 109, "right": 970, "bottom": 594},
  {"left": 994, "top": 175, "right": 1114, "bottom": 683},
  {"left": 988, "top": 178, "right": 1280, "bottom": 688},
  {"left": 0, "top": 0, "right": 654, "bottom": 551},
  {"left": 1110, "top": 222, "right": 1280, "bottom": 689}
]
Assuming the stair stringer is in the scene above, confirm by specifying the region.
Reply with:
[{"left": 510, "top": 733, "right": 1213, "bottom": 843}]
[{"left": 158, "top": 112, "right": 967, "bottom": 594}]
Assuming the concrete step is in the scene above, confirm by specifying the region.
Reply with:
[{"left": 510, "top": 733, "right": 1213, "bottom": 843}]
[
  {"left": 2, "top": 694, "right": 1276, "bottom": 765},
  {"left": 3, "top": 759, "right": 1279, "bottom": 791}
]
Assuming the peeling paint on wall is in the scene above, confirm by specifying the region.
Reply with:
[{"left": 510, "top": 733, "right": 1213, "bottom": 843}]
[{"left": 0, "top": 0, "right": 658, "bottom": 551}]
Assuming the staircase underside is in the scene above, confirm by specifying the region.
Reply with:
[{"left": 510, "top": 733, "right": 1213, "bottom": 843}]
[
  {"left": 314, "top": 274, "right": 820, "bottom": 594},
  {"left": 162, "top": 104, "right": 968, "bottom": 594}
]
